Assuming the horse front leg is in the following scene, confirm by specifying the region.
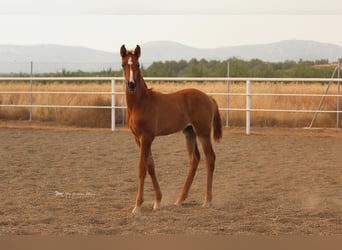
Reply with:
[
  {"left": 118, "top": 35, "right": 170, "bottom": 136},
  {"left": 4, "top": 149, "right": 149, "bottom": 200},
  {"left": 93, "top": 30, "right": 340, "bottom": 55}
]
[
  {"left": 146, "top": 152, "right": 162, "bottom": 210},
  {"left": 132, "top": 156, "right": 146, "bottom": 213},
  {"left": 132, "top": 135, "right": 154, "bottom": 213}
]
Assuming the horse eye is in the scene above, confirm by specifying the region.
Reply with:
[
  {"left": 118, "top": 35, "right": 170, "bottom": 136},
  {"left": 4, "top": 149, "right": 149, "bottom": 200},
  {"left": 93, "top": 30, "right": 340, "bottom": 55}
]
[
  {"left": 121, "top": 64, "right": 125, "bottom": 68},
  {"left": 137, "top": 63, "right": 140, "bottom": 68}
]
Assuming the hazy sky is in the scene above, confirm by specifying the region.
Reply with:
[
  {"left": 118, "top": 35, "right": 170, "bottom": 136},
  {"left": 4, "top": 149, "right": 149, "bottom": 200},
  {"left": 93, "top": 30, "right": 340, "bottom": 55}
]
[{"left": 1, "top": 0, "right": 342, "bottom": 52}]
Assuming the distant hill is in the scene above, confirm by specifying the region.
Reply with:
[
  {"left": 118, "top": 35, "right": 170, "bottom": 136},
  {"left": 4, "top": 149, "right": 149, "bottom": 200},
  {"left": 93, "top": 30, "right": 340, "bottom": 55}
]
[
  {"left": 0, "top": 44, "right": 116, "bottom": 73},
  {"left": 1, "top": 40, "right": 341, "bottom": 73},
  {"left": 141, "top": 40, "right": 342, "bottom": 62},
  {"left": 0, "top": 44, "right": 115, "bottom": 62}
]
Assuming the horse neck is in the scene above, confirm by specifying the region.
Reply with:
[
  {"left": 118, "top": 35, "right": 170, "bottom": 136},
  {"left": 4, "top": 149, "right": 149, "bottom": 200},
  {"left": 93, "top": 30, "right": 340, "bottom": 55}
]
[{"left": 126, "top": 71, "right": 149, "bottom": 109}]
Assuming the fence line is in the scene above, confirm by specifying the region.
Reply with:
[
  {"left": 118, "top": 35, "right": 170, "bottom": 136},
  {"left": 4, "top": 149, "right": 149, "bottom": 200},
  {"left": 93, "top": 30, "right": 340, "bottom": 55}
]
[
  {"left": 0, "top": 76, "right": 341, "bottom": 81},
  {"left": 1, "top": 77, "right": 341, "bottom": 134}
]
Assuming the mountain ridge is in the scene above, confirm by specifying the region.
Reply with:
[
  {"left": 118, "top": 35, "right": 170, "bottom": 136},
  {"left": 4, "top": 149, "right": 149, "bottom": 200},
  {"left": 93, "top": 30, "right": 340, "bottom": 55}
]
[{"left": 1, "top": 40, "right": 341, "bottom": 73}]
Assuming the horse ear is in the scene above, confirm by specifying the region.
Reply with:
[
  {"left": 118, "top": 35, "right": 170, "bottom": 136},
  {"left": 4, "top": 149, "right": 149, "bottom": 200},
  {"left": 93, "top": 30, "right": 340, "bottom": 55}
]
[
  {"left": 120, "top": 45, "right": 127, "bottom": 57},
  {"left": 134, "top": 45, "right": 141, "bottom": 58}
]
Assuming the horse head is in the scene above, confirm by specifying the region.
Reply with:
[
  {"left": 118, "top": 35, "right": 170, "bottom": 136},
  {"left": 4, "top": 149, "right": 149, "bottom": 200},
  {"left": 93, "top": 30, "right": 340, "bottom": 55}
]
[{"left": 120, "top": 45, "right": 141, "bottom": 92}]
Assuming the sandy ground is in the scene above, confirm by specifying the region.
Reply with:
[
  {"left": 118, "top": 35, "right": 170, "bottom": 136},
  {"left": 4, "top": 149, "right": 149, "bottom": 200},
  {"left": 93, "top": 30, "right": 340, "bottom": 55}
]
[{"left": 0, "top": 123, "right": 342, "bottom": 235}]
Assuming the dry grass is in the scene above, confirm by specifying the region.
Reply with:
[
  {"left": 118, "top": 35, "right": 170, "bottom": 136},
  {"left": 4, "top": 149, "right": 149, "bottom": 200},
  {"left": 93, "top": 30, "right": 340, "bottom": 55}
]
[
  {"left": 0, "top": 81, "right": 340, "bottom": 128},
  {"left": 0, "top": 82, "right": 114, "bottom": 127}
]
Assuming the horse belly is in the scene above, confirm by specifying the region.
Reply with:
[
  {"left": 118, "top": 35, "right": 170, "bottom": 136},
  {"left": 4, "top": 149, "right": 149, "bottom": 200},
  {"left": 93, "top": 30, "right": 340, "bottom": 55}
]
[{"left": 155, "top": 107, "right": 189, "bottom": 136}]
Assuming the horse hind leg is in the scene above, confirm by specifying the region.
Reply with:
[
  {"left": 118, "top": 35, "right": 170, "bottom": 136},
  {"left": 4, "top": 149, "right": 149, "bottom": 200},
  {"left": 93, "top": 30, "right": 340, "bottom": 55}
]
[
  {"left": 175, "top": 126, "right": 200, "bottom": 205},
  {"left": 198, "top": 135, "right": 216, "bottom": 207}
]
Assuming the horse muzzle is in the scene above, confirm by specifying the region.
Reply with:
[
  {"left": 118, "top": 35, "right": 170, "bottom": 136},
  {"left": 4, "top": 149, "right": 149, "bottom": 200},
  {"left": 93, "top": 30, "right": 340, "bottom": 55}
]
[{"left": 128, "top": 81, "right": 136, "bottom": 92}]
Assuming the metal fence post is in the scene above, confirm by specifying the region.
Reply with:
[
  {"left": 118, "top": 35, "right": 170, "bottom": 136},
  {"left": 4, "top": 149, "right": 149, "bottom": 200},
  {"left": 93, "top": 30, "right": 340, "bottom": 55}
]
[
  {"left": 226, "top": 61, "right": 230, "bottom": 127},
  {"left": 122, "top": 80, "right": 125, "bottom": 126},
  {"left": 337, "top": 60, "right": 341, "bottom": 128},
  {"left": 111, "top": 79, "right": 116, "bottom": 131},
  {"left": 246, "top": 80, "right": 251, "bottom": 135},
  {"left": 29, "top": 61, "right": 33, "bottom": 121}
]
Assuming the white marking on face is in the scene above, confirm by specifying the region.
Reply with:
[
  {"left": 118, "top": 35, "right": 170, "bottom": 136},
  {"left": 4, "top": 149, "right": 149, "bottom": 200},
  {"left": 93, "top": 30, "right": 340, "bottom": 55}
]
[
  {"left": 128, "top": 57, "right": 133, "bottom": 65},
  {"left": 128, "top": 57, "right": 134, "bottom": 83}
]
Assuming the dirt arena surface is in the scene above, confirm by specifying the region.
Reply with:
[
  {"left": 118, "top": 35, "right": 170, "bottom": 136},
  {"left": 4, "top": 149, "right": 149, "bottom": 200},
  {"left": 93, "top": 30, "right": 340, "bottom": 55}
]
[{"left": 0, "top": 123, "right": 341, "bottom": 235}]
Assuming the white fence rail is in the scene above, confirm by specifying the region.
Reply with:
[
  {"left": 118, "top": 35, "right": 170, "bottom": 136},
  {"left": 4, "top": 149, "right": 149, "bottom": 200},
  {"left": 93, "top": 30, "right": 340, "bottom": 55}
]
[{"left": 0, "top": 77, "right": 341, "bottom": 134}]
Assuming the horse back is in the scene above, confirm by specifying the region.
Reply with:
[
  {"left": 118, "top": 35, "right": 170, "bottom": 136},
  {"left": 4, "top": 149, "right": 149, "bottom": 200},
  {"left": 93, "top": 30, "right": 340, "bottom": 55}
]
[{"left": 155, "top": 88, "right": 216, "bottom": 132}]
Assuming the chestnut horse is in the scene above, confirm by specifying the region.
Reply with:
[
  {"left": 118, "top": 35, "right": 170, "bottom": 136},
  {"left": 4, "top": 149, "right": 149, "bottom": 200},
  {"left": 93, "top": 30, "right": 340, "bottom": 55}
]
[{"left": 120, "top": 45, "right": 222, "bottom": 213}]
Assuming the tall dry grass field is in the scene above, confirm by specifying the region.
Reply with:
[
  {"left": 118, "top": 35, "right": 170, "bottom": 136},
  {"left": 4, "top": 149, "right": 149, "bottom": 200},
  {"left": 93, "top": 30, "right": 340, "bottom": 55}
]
[
  {"left": 0, "top": 82, "right": 113, "bottom": 127},
  {"left": 0, "top": 80, "right": 340, "bottom": 128}
]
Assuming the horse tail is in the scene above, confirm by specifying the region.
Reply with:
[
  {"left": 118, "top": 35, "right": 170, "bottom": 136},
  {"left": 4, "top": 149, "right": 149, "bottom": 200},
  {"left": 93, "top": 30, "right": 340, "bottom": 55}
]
[{"left": 211, "top": 98, "right": 222, "bottom": 142}]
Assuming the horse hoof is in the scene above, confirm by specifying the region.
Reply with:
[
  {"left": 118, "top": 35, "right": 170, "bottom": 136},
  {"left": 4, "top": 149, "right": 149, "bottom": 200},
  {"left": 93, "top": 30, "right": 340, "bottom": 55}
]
[
  {"left": 174, "top": 200, "right": 183, "bottom": 206},
  {"left": 202, "top": 202, "right": 212, "bottom": 208},
  {"left": 132, "top": 206, "right": 141, "bottom": 214},
  {"left": 153, "top": 202, "right": 161, "bottom": 211}
]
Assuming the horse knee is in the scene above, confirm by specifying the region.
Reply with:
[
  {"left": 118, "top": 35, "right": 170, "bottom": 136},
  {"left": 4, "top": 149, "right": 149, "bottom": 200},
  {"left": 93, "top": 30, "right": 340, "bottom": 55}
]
[
  {"left": 194, "top": 147, "right": 200, "bottom": 163},
  {"left": 138, "top": 173, "right": 146, "bottom": 182},
  {"left": 138, "top": 167, "right": 147, "bottom": 179},
  {"left": 210, "top": 150, "right": 216, "bottom": 163},
  {"left": 208, "top": 150, "right": 216, "bottom": 164},
  {"left": 190, "top": 154, "right": 200, "bottom": 168}
]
